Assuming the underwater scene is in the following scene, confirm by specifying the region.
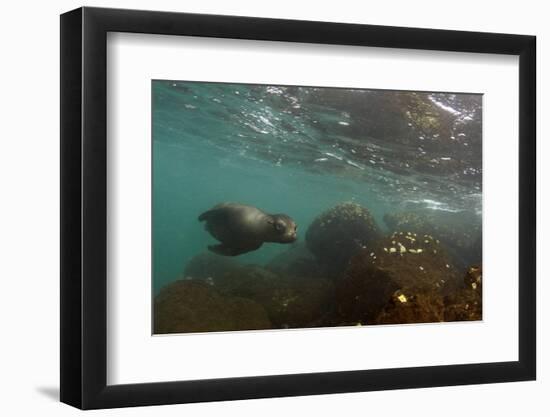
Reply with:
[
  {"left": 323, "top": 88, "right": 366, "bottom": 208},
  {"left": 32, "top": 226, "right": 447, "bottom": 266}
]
[{"left": 152, "top": 80, "right": 482, "bottom": 334}]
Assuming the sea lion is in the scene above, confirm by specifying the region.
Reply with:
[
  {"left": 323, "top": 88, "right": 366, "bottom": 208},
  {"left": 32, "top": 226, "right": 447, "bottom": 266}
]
[{"left": 198, "top": 203, "right": 297, "bottom": 256}]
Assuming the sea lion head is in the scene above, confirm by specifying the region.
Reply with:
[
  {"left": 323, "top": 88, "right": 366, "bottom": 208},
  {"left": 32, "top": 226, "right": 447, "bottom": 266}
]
[{"left": 266, "top": 214, "right": 297, "bottom": 243}]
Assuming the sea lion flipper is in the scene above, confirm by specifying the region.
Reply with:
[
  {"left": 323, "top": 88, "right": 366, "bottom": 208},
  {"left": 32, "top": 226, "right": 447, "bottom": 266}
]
[
  {"left": 198, "top": 209, "right": 216, "bottom": 222},
  {"left": 208, "top": 242, "right": 262, "bottom": 256}
]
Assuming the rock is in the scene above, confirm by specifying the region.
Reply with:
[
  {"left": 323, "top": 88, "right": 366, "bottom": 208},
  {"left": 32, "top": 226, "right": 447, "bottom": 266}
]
[
  {"left": 266, "top": 242, "right": 324, "bottom": 279},
  {"left": 463, "top": 265, "right": 482, "bottom": 291},
  {"left": 182, "top": 251, "right": 241, "bottom": 284},
  {"left": 265, "top": 242, "right": 322, "bottom": 277},
  {"left": 383, "top": 211, "right": 482, "bottom": 268},
  {"left": 444, "top": 290, "right": 482, "bottom": 322},
  {"left": 443, "top": 265, "right": 482, "bottom": 321},
  {"left": 154, "top": 280, "right": 271, "bottom": 334},
  {"left": 305, "top": 202, "right": 382, "bottom": 276},
  {"left": 269, "top": 277, "right": 334, "bottom": 329},
  {"left": 375, "top": 290, "right": 445, "bottom": 324},
  {"left": 364, "top": 232, "right": 461, "bottom": 293},
  {"left": 334, "top": 232, "right": 461, "bottom": 325},
  {"left": 215, "top": 265, "right": 334, "bottom": 329},
  {"left": 214, "top": 265, "right": 280, "bottom": 298},
  {"left": 335, "top": 260, "right": 400, "bottom": 325}
]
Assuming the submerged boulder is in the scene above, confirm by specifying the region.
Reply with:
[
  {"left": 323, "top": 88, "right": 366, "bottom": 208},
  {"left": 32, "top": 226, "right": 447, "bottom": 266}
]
[
  {"left": 305, "top": 202, "right": 382, "bottom": 276},
  {"left": 375, "top": 290, "right": 445, "bottom": 325},
  {"left": 383, "top": 211, "right": 482, "bottom": 268},
  {"left": 334, "top": 232, "right": 461, "bottom": 325},
  {"left": 463, "top": 265, "right": 482, "bottom": 292},
  {"left": 154, "top": 280, "right": 271, "bottom": 334},
  {"left": 335, "top": 262, "right": 400, "bottom": 325},
  {"left": 182, "top": 251, "right": 241, "bottom": 284},
  {"left": 444, "top": 265, "right": 482, "bottom": 322},
  {"left": 266, "top": 242, "right": 324, "bottom": 279},
  {"left": 215, "top": 265, "right": 334, "bottom": 329}
]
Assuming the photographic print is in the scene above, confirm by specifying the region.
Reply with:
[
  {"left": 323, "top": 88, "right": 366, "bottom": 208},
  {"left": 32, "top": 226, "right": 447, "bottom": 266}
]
[{"left": 152, "top": 80, "right": 482, "bottom": 335}]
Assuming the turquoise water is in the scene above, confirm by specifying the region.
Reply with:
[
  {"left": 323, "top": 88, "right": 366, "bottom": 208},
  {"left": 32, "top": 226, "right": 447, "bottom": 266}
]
[{"left": 152, "top": 81, "right": 482, "bottom": 295}]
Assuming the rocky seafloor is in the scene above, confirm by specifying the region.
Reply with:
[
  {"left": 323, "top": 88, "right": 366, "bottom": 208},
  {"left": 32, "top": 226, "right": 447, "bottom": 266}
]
[{"left": 154, "top": 202, "right": 482, "bottom": 334}]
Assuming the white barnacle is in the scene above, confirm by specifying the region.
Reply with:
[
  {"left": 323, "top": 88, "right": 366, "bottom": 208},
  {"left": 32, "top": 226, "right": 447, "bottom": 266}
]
[
  {"left": 398, "top": 242, "right": 407, "bottom": 253},
  {"left": 445, "top": 264, "right": 450, "bottom": 268},
  {"left": 419, "top": 266, "right": 424, "bottom": 271},
  {"left": 389, "top": 247, "right": 397, "bottom": 253},
  {"left": 384, "top": 247, "right": 388, "bottom": 252},
  {"left": 408, "top": 249, "right": 417, "bottom": 254},
  {"left": 416, "top": 248, "right": 423, "bottom": 253},
  {"left": 397, "top": 294, "right": 408, "bottom": 303}
]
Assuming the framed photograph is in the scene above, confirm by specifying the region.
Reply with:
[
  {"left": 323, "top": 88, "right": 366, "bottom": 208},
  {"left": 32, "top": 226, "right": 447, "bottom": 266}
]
[{"left": 60, "top": 6, "right": 536, "bottom": 409}]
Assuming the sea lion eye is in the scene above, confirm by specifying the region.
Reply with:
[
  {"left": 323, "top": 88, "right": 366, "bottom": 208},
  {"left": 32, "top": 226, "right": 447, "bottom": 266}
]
[{"left": 275, "top": 222, "right": 284, "bottom": 231}]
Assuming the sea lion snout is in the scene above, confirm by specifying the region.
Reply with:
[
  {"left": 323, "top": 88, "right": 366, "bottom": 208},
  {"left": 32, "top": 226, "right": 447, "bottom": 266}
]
[
  {"left": 279, "top": 228, "right": 297, "bottom": 243},
  {"left": 268, "top": 214, "right": 298, "bottom": 243}
]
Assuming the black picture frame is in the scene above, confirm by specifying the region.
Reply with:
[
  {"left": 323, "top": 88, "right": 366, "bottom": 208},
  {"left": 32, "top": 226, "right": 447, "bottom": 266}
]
[{"left": 60, "top": 6, "right": 536, "bottom": 410}]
